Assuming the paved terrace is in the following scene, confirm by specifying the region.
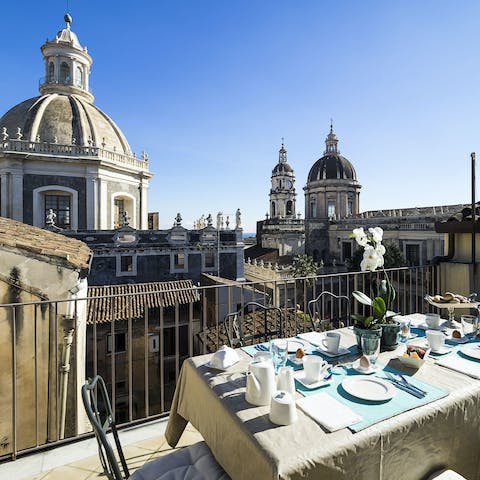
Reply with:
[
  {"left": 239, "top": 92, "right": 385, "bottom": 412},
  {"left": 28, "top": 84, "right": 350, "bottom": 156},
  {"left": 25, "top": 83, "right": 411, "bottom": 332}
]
[{"left": 0, "top": 419, "right": 202, "bottom": 480}]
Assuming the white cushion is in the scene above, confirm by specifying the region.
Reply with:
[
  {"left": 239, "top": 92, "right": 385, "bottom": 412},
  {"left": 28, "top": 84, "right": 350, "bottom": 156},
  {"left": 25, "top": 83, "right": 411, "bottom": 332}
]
[
  {"left": 427, "top": 469, "right": 467, "bottom": 480},
  {"left": 130, "top": 441, "right": 230, "bottom": 480}
]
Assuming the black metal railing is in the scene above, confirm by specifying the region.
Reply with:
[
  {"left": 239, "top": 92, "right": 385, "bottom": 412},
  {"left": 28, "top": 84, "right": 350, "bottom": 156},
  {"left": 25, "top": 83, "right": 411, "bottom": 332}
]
[{"left": 0, "top": 265, "right": 441, "bottom": 461}]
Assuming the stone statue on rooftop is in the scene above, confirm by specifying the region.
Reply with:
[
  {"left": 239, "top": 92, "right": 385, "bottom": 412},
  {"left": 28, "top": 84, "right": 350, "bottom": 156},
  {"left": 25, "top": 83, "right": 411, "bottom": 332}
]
[
  {"left": 175, "top": 212, "right": 182, "bottom": 227},
  {"left": 235, "top": 208, "right": 242, "bottom": 229},
  {"left": 206, "top": 213, "right": 213, "bottom": 227},
  {"left": 1, "top": 127, "right": 8, "bottom": 141}
]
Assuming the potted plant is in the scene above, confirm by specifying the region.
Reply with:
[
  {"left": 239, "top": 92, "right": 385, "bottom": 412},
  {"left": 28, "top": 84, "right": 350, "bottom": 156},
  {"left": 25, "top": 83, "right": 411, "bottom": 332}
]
[{"left": 350, "top": 227, "right": 400, "bottom": 351}]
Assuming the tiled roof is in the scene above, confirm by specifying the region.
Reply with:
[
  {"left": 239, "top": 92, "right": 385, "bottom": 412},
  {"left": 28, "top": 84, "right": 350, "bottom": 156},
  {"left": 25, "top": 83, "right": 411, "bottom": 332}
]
[
  {"left": 87, "top": 280, "right": 199, "bottom": 324},
  {"left": 0, "top": 216, "right": 91, "bottom": 271}
]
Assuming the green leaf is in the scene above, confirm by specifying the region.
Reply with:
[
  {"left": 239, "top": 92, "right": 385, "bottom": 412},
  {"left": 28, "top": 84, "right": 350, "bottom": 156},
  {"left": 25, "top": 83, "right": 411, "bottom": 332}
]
[
  {"left": 372, "top": 296, "right": 386, "bottom": 319},
  {"left": 352, "top": 291, "right": 372, "bottom": 306}
]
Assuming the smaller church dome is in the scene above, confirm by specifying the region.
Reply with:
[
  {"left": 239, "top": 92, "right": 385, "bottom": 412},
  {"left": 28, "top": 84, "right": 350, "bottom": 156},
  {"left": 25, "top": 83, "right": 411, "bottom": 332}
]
[{"left": 272, "top": 143, "right": 294, "bottom": 175}]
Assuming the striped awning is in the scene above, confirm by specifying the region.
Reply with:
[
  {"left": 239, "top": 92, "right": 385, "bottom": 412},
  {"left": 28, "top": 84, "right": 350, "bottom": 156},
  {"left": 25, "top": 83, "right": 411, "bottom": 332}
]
[{"left": 87, "top": 280, "right": 199, "bottom": 324}]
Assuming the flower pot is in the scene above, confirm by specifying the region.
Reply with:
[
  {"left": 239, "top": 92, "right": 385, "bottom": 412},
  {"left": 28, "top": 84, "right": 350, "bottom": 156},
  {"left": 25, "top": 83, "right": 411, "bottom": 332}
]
[
  {"left": 353, "top": 325, "right": 382, "bottom": 351},
  {"left": 379, "top": 322, "right": 401, "bottom": 351}
]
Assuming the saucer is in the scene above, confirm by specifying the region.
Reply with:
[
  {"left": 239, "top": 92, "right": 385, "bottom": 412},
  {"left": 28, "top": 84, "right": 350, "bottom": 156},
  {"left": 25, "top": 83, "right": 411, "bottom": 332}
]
[
  {"left": 428, "top": 345, "right": 453, "bottom": 355},
  {"left": 316, "top": 344, "right": 351, "bottom": 357},
  {"left": 351, "top": 360, "right": 379, "bottom": 375},
  {"left": 288, "top": 354, "right": 303, "bottom": 365},
  {"left": 294, "top": 371, "right": 333, "bottom": 390}
]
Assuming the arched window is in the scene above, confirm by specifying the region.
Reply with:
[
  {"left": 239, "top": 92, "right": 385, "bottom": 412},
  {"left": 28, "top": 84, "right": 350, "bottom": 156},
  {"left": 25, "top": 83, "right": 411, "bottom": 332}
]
[
  {"left": 60, "top": 62, "right": 70, "bottom": 84},
  {"left": 75, "top": 66, "right": 83, "bottom": 87},
  {"left": 286, "top": 200, "right": 293, "bottom": 216},
  {"left": 48, "top": 62, "right": 55, "bottom": 82},
  {"left": 33, "top": 186, "right": 78, "bottom": 230},
  {"left": 271, "top": 201, "right": 276, "bottom": 217},
  {"left": 112, "top": 193, "right": 136, "bottom": 229},
  {"left": 45, "top": 193, "right": 71, "bottom": 228},
  {"left": 309, "top": 197, "right": 317, "bottom": 218}
]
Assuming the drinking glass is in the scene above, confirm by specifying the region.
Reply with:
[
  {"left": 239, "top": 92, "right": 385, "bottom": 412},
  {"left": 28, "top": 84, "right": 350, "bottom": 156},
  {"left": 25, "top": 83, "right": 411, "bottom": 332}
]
[
  {"left": 399, "top": 319, "right": 411, "bottom": 343},
  {"left": 270, "top": 339, "right": 288, "bottom": 372},
  {"left": 361, "top": 334, "right": 380, "bottom": 365},
  {"left": 461, "top": 315, "right": 479, "bottom": 337}
]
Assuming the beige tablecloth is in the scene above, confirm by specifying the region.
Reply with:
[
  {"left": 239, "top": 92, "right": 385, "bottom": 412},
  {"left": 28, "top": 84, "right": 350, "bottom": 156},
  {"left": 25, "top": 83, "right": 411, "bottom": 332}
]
[{"left": 165, "top": 328, "right": 480, "bottom": 480}]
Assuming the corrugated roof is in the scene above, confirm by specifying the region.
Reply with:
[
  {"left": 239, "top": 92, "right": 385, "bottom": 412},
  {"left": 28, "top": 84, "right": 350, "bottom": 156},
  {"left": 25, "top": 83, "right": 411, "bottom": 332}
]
[
  {"left": 87, "top": 280, "right": 199, "bottom": 324},
  {"left": 0, "top": 216, "right": 91, "bottom": 271}
]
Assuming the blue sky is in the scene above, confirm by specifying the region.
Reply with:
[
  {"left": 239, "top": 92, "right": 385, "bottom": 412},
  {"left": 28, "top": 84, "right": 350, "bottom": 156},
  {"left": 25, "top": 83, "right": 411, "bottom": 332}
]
[{"left": 0, "top": 1, "right": 479, "bottom": 231}]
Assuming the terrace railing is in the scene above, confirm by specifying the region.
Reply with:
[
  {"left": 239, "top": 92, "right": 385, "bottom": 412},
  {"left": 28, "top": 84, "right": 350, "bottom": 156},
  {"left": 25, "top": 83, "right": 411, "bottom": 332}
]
[{"left": 0, "top": 265, "right": 441, "bottom": 461}]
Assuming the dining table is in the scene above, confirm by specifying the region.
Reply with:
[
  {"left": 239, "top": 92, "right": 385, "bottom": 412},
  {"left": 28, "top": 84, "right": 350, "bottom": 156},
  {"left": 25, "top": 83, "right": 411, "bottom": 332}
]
[{"left": 165, "top": 316, "right": 480, "bottom": 480}]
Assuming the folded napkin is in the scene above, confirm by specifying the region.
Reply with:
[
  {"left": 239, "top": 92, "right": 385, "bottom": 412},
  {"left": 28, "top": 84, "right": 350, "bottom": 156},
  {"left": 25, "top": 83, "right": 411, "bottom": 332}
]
[
  {"left": 296, "top": 392, "right": 362, "bottom": 432},
  {"left": 297, "top": 331, "right": 325, "bottom": 347},
  {"left": 436, "top": 354, "right": 480, "bottom": 379},
  {"left": 210, "top": 345, "right": 240, "bottom": 369}
]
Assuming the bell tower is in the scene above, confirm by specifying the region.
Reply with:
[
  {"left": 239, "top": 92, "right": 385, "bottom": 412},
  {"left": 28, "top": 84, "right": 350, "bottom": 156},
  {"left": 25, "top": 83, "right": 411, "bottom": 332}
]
[
  {"left": 269, "top": 141, "right": 297, "bottom": 219},
  {"left": 39, "top": 14, "right": 94, "bottom": 102}
]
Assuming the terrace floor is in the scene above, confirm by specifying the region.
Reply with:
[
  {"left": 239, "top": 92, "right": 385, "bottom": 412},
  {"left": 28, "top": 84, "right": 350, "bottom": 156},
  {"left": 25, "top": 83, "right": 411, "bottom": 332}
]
[{"left": 0, "top": 419, "right": 203, "bottom": 480}]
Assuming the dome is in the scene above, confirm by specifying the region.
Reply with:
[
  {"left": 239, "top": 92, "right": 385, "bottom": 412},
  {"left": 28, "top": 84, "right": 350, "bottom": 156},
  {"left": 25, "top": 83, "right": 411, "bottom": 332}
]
[
  {"left": 0, "top": 94, "right": 132, "bottom": 154},
  {"left": 307, "top": 153, "right": 357, "bottom": 182},
  {"left": 272, "top": 162, "right": 293, "bottom": 174}
]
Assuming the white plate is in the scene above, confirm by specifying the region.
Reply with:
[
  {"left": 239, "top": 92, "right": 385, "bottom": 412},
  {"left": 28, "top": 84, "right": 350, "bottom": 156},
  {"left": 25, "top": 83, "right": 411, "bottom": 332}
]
[
  {"left": 460, "top": 344, "right": 480, "bottom": 360},
  {"left": 448, "top": 335, "right": 472, "bottom": 344},
  {"left": 294, "top": 371, "right": 332, "bottom": 389},
  {"left": 288, "top": 353, "right": 303, "bottom": 365},
  {"left": 351, "top": 360, "right": 379, "bottom": 375},
  {"left": 288, "top": 340, "right": 306, "bottom": 353},
  {"left": 429, "top": 345, "right": 453, "bottom": 355},
  {"left": 342, "top": 376, "right": 396, "bottom": 401},
  {"left": 316, "top": 344, "right": 351, "bottom": 357}
]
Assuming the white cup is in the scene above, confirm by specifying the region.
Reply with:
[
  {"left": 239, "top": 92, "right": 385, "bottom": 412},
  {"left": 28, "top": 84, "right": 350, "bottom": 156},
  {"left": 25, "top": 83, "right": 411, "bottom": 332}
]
[
  {"left": 269, "top": 390, "right": 298, "bottom": 425},
  {"left": 303, "top": 355, "right": 328, "bottom": 383},
  {"left": 321, "top": 332, "right": 341, "bottom": 354},
  {"left": 426, "top": 329, "right": 444, "bottom": 352},
  {"left": 425, "top": 313, "right": 441, "bottom": 329},
  {"left": 277, "top": 366, "right": 296, "bottom": 396}
]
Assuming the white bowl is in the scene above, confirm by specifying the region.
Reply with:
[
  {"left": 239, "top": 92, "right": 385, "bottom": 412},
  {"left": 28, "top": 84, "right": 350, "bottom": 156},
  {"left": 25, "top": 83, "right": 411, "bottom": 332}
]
[{"left": 397, "top": 346, "right": 431, "bottom": 369}]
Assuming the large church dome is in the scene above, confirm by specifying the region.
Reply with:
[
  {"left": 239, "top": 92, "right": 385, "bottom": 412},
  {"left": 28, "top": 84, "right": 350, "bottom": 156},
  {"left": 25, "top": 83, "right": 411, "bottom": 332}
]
[
  {"left": 307, "top": 126, "right": 357, "bottom": 183},
  {"left": 0, "top": 94, "right": 132, "bottom": 153}
]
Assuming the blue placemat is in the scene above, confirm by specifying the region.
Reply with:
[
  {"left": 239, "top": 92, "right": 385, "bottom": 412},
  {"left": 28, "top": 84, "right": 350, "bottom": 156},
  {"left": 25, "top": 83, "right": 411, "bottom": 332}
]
[{"left": 297, "top": 363, "right": 449, "bottom": 432}]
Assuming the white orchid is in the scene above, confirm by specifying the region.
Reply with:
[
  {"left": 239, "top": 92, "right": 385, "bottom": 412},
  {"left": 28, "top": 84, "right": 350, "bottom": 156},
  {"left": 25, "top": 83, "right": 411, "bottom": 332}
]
[
  {"left": 352, "top": 227, "right": 368, "bottom": 247},
  {"left": 368, "top": 226, "right": 383, "bottom": 244},
  {"left": 360, "top": 246, "right": 381, "bottom": 272},
  {"left": 375, "top": 243, "right": 386, "bottom": 256}
]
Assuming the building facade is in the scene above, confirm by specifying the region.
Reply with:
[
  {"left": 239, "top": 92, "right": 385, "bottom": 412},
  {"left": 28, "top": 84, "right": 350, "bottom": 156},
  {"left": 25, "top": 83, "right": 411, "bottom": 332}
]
[{"left": 0, "top": 15, "right": 152, "bottom": 231}]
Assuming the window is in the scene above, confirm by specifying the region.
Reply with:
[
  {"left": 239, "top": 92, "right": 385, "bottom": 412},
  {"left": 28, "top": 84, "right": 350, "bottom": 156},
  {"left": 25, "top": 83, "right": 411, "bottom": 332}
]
[
  {"left": 347, "top": 200, "right": 353, "bottom": 216},
  {"left": 286, "top": 200, "right": 293, "bottom": 216},
  {"left": 405, "top": 243, "right": 421, "bottom": 266},
  {"left": 120, "top": 255, "right": 133, "bottom": 272},
  {"left": 75, "top": 66, "right": 83, "bottom": 87},
  {"left": 112, "top": 194, "right": 135, "bottom": 229},
  {"left": 48, "top": 62, "right": 55, "bottom": 82},
  {"left": 204, "top": 252, "right": 215, "bottom": 269},
  {"left": 341, "top": 242, "right": 352, "bottom": 262},
  {"left": 45, "top": 194, "right": 71, "bottom": 228},
  {"left": 116, "top": 254, "right": 137, "bottom": 276},
  {"left": 106, "top": 332, "right": 126, "bottom": 354},
  {"left": 327, "top": 201, "right": 336, "bottom": 219},
  {"left": 60, "top": 62, "right": 70, "bottom": 84},
  {"left": 310, "top": 198, "right": 317, "bottom": 218},
  {"left": 271, "top": 201, "right": 276, "bottom": 217},
  {"left": 174, "top": 253, "right": 185, "bottom": 269}
]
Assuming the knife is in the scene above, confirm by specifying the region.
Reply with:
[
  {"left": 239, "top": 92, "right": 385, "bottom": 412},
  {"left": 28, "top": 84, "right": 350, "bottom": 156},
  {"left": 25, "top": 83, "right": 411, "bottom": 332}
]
[
  {"left": 383, "top": 377, "right": 425, "bottom": 398},
  {"left": 398, "top": 374, "right": 428, "bottom": 395}
]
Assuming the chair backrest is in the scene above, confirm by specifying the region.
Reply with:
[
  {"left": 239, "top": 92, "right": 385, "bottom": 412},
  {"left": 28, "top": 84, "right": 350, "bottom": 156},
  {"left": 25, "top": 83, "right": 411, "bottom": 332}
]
[
  {"left": 223, "top": 302, "right": 283, "bottom": 347},
  {"left": 81, "top": 375, "right": 129, "bottom": 480},
  {"left": 307, "top": 291, "right": 351, "bottom": 331}
]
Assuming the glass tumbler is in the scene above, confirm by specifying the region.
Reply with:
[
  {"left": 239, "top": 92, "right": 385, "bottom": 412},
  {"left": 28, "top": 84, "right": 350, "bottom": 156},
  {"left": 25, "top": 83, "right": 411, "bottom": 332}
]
[
  {"left": 399, "top": 320, "right": 411, "bottom": 342},
  {"left": 270, "top": 339, "right": 288, "bottom": 372},
  {"left": 361, "top": 334, "right": 380, "bottom": 365},
  {"left": 461, "top": 315, "right": 479, "bottom": 337}
]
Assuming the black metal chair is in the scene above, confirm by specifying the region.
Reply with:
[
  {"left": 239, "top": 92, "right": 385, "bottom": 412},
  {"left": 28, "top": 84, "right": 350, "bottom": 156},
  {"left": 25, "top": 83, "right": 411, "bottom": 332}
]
[
  {"left": 307, "top": 291, "right": 351, "bottom": 332},
  {"left": 222, "top": 302, "right": 283, "bottom": 347},
  {"left": 81, "top": 375, "right": 230, "bottom": 480}
]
